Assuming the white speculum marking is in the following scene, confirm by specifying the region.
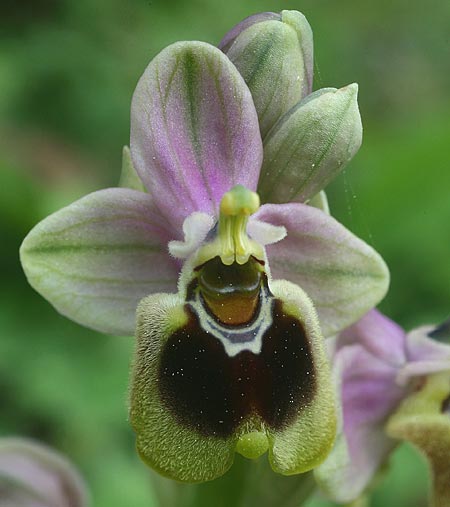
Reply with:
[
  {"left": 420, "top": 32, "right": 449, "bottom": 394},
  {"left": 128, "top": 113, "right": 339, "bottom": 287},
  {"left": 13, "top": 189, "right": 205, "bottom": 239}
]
[{"left": 188, "top": 284, "right": 274, "bottom": 357}]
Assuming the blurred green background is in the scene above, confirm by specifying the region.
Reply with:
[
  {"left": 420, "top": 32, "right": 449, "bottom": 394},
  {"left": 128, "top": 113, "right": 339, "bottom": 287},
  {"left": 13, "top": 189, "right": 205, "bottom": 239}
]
[{"left": 1, "top": 0, "right": 449, "bottom": 505}]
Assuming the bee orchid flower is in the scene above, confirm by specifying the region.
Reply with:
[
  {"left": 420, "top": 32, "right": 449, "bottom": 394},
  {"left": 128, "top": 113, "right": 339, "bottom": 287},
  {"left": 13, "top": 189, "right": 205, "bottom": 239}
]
[{"left": 20, "top": 12, "right": 389, "bottom": 483}]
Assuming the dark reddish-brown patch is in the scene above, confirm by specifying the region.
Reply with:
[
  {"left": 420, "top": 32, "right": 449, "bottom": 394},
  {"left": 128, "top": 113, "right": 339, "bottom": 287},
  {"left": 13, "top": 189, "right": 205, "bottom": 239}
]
[{"left": 158, "top": 300, "right": 316, "bottom": 437}]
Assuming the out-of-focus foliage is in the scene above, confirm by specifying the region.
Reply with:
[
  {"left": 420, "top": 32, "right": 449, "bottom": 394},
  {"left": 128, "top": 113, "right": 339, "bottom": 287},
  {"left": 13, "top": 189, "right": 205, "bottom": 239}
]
[{"left": 1, "top": 0, "right": 448, "bottom": 505}]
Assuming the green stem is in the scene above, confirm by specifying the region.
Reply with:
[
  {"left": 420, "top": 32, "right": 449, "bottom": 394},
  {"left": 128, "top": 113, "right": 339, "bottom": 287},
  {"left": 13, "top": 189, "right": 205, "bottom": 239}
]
[
  {"left": 344, "top": 496, "right": 370, "bottom": 507},
  {"left": 150, "top": 455, "right": 316, "bottom": 507}
]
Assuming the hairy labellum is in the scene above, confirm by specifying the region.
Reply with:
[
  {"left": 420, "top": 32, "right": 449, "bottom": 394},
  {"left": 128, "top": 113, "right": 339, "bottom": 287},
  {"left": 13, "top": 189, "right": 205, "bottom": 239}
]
[
  {"left": 160, "top": 261, "right": 317, "bottom": 437},
  {"left": 130, "top": 186, "right": 336, "bottom": 482}
]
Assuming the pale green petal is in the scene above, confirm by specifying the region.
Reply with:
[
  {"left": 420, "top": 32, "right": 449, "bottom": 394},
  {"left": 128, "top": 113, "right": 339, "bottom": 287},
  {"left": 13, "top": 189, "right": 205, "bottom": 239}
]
[
  {"left": 20, "top": 188, "right": 178, "bottom": 335},
  {"left": 255, "top": 203, "right": 389, "bottom": 337}
]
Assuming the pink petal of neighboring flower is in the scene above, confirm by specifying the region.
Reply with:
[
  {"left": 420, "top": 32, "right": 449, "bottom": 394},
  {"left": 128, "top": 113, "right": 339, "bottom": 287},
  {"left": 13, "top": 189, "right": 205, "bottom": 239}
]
[
  {"left": 20, "top": 188, "right": 179, "bottom": 336},
  {"left": 397, "top": 324, "right": 450, "bottom": 385},
  {"left": 317, "top": 313, "right": 450, "bottom": 503},
  {"left": 131, "top": 41, "right": 263, "bottom": 234},
  {"left": 0, "top": 438, "right": 88, "bottom": 507},
  {"left": 337, "top": 309, "right": 406, "bottom": 368},
  {"left": 316, "top": 343, "right": 406, "bottom": 502},
  {"left": 255, "top": 203, "right": 389, "bottom": 337}
]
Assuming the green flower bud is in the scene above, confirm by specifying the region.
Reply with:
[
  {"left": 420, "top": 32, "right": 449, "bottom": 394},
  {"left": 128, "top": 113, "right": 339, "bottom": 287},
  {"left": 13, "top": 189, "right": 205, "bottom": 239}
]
[
  {"left": 220, "top": 10, "right": 313, "bottom": 138},
  {"left": 258, "top": 84, "right": 363, "bottom": 204}
]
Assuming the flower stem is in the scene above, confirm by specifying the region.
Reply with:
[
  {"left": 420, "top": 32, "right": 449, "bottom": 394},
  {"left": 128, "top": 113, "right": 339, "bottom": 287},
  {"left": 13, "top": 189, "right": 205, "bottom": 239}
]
[{"left": 150, "top": 455, "right": 316, "bottom": 507}]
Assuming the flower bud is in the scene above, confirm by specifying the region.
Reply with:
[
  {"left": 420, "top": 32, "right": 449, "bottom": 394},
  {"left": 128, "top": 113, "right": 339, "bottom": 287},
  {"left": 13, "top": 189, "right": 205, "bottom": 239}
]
[
  {"left": 219, "top": 12, "right": 281, "bottom": 53},
  {"left": 0, "top": 438, "right": 89, "bottom": 507},
  {"left": 220, "top": 10, "right": 313, "bottom": 138},
  {"left": 258, "top": 84, "right": 362, "bottom": 204}
]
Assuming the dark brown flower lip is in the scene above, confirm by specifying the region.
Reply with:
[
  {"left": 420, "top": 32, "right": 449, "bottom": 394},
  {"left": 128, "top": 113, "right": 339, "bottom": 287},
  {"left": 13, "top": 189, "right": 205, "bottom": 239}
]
[{"left": 157, "top": 299, "right": 316, "bottom": 438}]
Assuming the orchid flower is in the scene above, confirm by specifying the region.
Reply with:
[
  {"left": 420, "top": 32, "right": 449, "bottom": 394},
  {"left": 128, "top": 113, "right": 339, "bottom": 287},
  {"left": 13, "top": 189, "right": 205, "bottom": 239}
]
[
  {"left": 20, "top": 11, "right": 389, "bottom": 483},
  {"left": 315, "top": 311, "right": 450, "bottom": 506},
  {"left": 0, "top": 438, "right": 89, "bottom": 507}
]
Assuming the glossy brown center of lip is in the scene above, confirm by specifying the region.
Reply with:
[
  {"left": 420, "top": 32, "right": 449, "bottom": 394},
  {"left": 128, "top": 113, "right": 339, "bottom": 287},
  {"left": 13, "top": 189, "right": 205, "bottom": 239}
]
[{"left": 197, "top": 256, "right": 263, "bottom": 326}]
